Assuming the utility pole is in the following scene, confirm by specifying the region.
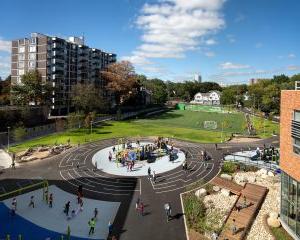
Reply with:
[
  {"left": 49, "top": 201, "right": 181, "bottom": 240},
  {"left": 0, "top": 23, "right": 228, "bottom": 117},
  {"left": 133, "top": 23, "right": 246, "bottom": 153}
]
[{"left": 7, "top": 126, "right": 10, "bottom": 153}]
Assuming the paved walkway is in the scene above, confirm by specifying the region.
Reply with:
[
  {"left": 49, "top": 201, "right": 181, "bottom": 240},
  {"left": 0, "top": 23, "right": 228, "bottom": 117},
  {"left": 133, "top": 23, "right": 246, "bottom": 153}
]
[
  {"left": 0, "top": 136, "right": 279, "bottom": 240},
  {"left": 0, "top": 149, "right": 12, "bottom": 169}
]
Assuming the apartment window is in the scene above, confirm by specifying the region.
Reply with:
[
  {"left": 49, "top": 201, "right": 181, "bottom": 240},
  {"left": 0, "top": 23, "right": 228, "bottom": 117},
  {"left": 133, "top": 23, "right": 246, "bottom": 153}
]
[
  {"left": 29, "top": 45, "right": 36, "bottom": 52},
  {"left": 28, "top": 61, "right": 36, "bottom": 69},
  {"left": 18, "top": 61, "right": 24, "bottom": 68},
  {"left": 17, "top": 77, "right": 21, "bottom": 84},
  {"left": 30, "top": 37, "right": 36, "bottom": 44},
  {"left": 19, "top": 53, "right": 25, "bottom": 61},
  {"left": 29, "top": 53, "right": 36, "bottom": 60},
  {"left": 295, "top": 111, "right": 300, "bottom": 122},
  {"left": 19, "top": 46, "right": 25, "bottom": 53},
  {"left": 293, "top": 138, "right": 300, "bottom": 155},
  {"left": 18, "top": 69, "right": 24, "bottom": 76}
]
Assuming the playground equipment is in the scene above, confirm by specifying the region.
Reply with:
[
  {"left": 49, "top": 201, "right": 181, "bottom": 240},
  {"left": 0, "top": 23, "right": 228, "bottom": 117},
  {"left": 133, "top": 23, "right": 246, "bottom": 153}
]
[{"left": 114, "top": 137, "right": 175, "bottom": 164}]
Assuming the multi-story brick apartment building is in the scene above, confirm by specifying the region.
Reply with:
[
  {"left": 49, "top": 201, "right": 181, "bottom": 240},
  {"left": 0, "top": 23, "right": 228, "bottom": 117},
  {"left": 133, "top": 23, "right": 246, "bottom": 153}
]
[
  {"left": 280, "top": 87, "right": 300, "bottom": 239},
  {"left": 11, "top": 33, "right": 116, "bottom": 115}
]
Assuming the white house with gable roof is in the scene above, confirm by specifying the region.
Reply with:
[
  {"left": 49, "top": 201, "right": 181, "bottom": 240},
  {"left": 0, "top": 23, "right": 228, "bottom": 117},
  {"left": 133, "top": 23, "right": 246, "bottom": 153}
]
[{"left": 190, "top": 90, "right": 221, "bottom": 105}]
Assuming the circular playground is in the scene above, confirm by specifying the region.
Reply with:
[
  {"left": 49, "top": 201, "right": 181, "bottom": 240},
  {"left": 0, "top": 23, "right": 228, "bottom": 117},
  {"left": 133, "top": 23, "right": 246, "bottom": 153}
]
[{"left": 92, "top": 138, "right": 186, "bottom": 177}]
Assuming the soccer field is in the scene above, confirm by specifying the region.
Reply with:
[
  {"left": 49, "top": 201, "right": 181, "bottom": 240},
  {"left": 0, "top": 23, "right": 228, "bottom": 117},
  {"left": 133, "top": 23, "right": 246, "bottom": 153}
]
[
  {"left": 10, "top": 109, "right": 278, "bottom": 153},
  {"left": 135, "top": 109, "right": 246, "bottom": 133}
]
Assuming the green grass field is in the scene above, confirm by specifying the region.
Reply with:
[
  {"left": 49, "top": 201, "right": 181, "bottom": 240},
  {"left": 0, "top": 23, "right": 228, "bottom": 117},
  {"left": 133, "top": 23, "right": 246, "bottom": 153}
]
[
  {"left": 137, "top": 110, "right": 246, "bottom": 133},
  {"left": 10, "top": 109, "right": 279, "bottom": 153}
]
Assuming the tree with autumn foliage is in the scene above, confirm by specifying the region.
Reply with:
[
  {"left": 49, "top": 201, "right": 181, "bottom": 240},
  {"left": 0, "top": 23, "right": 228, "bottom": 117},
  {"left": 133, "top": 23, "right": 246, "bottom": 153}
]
[{"left": 101, "top": 61, "right": 139, "bottom": 106}]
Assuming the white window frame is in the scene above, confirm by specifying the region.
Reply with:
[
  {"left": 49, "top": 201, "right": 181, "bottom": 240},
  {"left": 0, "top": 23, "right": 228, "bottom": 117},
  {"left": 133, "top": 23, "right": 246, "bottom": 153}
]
[
  {"left": 29, "top": 45, "right": 36, "bottom": 53},
  {"left": 18, "top": 69, "right": 25, "bottom": 76},
  {"left": 28, "top": 61, "right": 36, "bottom": 69},
  {"left": 29, "top": 53, "right": 36, "bottom": 60},
  {"left": 19, "top": 53, "right": 25, "bottom": 60},
  {"left": 19, "top": 46, "right": 25, "bottom": 53}
]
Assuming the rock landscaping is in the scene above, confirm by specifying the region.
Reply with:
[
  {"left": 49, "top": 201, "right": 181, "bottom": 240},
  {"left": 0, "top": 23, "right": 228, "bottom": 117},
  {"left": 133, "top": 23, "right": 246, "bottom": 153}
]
[
  {"left": 15, "top": 144, "right": 72, "bottom": 163},
  {"left": 233, "top": 169, "right": 280, "bottom": 240}
]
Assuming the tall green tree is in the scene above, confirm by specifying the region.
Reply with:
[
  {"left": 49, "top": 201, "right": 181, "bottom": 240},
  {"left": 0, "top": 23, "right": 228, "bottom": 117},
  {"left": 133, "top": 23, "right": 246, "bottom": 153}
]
[
  {"left": 71, "top": 84, "right": 107, "bottom": 113},
  {"left": 140, "top": 78, "right": 168, "bottom": 104},
  {"left": 11, "top": 70, "right": 52, "bottom": 105}
]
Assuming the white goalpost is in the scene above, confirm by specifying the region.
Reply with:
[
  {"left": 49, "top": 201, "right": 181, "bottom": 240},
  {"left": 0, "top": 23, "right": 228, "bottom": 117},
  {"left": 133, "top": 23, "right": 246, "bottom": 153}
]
[{"left": 203, "top": 121, "right": 218, "bottom": 130}]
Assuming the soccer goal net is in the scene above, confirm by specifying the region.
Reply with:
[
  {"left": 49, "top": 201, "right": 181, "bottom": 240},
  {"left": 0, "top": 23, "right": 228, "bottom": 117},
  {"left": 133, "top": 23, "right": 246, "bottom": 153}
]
[{"left": 204, "top": 121, "right": 218, "bottom": 130}]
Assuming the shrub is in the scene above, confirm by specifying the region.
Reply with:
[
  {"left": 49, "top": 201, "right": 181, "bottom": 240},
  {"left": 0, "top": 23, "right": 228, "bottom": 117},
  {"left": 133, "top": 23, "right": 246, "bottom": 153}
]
[
  {"left": 222, "top": 161, "right": 237, "bottom": 174},
  {"left": 13, "top": 125, "right": 27, "bottom": 142},
  {"left": 183, "top": 193, "right": 206, "bottom": 233}
]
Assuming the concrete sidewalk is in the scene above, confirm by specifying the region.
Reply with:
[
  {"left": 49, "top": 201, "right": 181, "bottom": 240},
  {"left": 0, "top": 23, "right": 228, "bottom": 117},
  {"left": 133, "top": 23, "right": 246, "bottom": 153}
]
[{"left": 0, "top": 149, "right": 12, "bottom": 169}]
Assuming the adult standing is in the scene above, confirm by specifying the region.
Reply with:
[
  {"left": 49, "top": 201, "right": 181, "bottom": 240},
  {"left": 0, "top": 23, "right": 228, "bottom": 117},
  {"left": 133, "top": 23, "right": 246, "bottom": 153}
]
[
  {"left": 108, "top": 221, "right": 113, "bottom": 236},
  {"left": 65, "top": 201, "right": 70, "bottom": 216},
  {"left": 88, "top": 218, "right": 96, "bottom": 235},
  {"left": 49, "top": 193, "right": 53, "bottom": 208},
  {"left": 139, "top": 201, "right": 144, "bottom": 216},
  {"left": 11, "top": 198, "right": 17, "bottom": 216},
  {"left": 147, "top": 167, "right": 151, "bottom": 179},
  {"left": 28, "top": 196, "right": 35, "bottom": 208},
  {"left": 164, "top": 202, "right": 172, "bottom": 222},
  {"left": 94, "top": 208, "right": 98, "bottom": 220},
  {"left": 152, "top": 171, "right": 156, "bottom": 184}
]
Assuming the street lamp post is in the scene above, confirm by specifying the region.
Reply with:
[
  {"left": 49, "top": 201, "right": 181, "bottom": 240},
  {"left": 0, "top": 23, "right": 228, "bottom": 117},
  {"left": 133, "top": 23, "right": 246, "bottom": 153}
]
[
  {"left": 90, "top": 121, "right": 93, "bottom": 134},
  {"left": 7, "top": 126, "right": 10, "bottom": 153}
]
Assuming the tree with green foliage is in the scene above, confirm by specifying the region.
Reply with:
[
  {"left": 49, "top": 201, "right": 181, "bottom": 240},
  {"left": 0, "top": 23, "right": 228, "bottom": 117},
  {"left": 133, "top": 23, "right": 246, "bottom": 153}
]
[
  {"left": 140, "top": 78, "right": 168, "bottom": 104},
  {"left": 11, "top": 70, "right": 52, "bottom": 106},
  {"left": 67, "top": 112, "right": 85, "bottom": 129},
  {"left": 71, "top": 84, "right": 107, "bottom": 114},
  {"left": 13, "top": 124, "right": 27, "bottom": 142}
]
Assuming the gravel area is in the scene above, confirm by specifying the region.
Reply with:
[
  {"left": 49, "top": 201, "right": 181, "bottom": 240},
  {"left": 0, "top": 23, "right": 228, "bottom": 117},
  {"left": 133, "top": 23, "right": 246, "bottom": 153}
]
[
  {"left": 233, "top": 171, "right": 280, "bottom": 240},
  {"left": 203, "top": 192, "right": 238, "bottom": 233}
]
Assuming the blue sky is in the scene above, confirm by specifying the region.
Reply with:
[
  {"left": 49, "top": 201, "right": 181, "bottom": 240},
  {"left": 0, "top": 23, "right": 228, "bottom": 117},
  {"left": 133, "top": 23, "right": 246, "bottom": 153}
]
[{"left": 0, "top": 0, "right": 299, "bottom": 84}]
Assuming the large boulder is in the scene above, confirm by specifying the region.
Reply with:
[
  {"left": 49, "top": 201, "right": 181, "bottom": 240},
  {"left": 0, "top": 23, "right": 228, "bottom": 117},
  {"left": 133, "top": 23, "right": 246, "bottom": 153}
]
[
  {"left": 220, "top": 173, "right": 233, "bottom": 181},
  {"left": 213, "top": 186, "right": 220, "bottom": 192},
  {"left": 267, "top": 217, "right": 281, "bottom": 228},
  {"left": 269, "top": 212, "right": 279, "bottom": 219},
  {"left": 220, "top": 188, "right": 230, "bottom": 196},
  {"left": 256, "top": 169, "right": 268, "bottom": 176},
  {"left": 195, "top": 188, "right": 207, "bottom": 198}
]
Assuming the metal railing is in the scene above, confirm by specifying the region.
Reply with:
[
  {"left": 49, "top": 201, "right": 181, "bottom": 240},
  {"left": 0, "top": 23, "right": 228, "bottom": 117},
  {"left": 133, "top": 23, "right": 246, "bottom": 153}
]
[{"left": 224, "top": 154, "right": 279, "bottom": 171}]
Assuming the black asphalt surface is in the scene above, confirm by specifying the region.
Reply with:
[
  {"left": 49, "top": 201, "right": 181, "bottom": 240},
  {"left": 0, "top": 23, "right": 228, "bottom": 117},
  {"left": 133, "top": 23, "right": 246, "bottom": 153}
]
[{"left": 0, "top": 136, "right": 279, "bottom": 240}]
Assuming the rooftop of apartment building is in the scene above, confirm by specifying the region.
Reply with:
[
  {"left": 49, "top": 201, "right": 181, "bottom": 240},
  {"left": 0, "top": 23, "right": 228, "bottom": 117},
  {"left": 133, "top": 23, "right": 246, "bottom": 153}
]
[{"left": 13, "top": 32, "right": 116, "bottom": 56}]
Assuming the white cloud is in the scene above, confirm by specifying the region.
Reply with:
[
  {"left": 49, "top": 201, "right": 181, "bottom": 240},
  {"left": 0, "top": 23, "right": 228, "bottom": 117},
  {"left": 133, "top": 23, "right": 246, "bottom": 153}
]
[
  {"left": 205, "top": 51, "right": 215, "bottom": 57},
  {"left": 0, "top": 38, "right": 11, "bottom": 52},
  {"left": 219, "top": 62, "right": 250, "bottom": 70},
  {"left": 0, "top": 55, "right": 11, "bottom": 79},
  {"left": 205, "top": 39, "right": 217, "bottom": 45},
  {"left": 287, "top": 65, "right": 300, "bottom": 71},
  {"left": 123, "top": 0, "right": 226, "bottom": 74},
  {"left": 288, "top": 53, "right": 296, "bottom": 58},
  {"left": 278, "top": 53, "right": 296, "bottom": 59}
]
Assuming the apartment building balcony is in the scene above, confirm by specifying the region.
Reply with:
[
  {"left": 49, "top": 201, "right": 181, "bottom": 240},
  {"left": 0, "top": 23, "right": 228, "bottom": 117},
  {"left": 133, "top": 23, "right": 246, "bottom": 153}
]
[{"left": 52, "top": 42, "right": 64, "bottom": 50}]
